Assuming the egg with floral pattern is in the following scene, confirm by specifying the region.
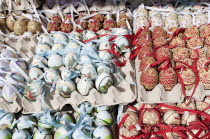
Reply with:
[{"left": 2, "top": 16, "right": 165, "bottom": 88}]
[
  {"left": 140, "top": 68, "right": 158, "bottom": 90},
  {"left": 24, "top": 83, "right": 43, "bottom": 101},
  {"left": 44, "top": 68, "right": 61, "bottom": 85},
  {"left": 64, "top": 52, "right": 77, "bottom": 68},
  {"left": 0, "top": 112, "right": 15, "bottom": 130},
  {"left": 77, "top": 77, "right": 94, "bottom": 96},
  {"left": 56, "top": 80, "right": 76, "bottom": 98},
  {"left": 95, "top": 73, "right": 113, "bottom": 93}
]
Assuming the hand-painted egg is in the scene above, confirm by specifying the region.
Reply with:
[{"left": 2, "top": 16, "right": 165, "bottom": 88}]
[
  {"left": 77, "top": 114, "right": 92, "bottom": 127},
  {"left": 71, "top": 31, "right": 82, "bottom": 41},
  {"left": 187, "top": 36, "right": 203, "bottom": 49},
  {"left": 60, "top": 22, "right": 73, "bottom": 33},
  {"left": 38, "top": 114, "right": 54, "bottom": 129},
  {"left": 96, "top": 111, "right": 113, "bottom": 126},
  {"left": 139, "top": 57, "right": 155, "bottom": 72},
  {"left": 1, "top": 49, "right": 17, "bottom": 58},
  {"left": 156, "top": 47, "right": 171, "bottom": 60},
  {"left": 95, "top": 73, "right": 113, "bottom": 93},
  {"left": 103, "top": 19, "right": 117, "bottom": 30},
  {"left": 80, "top": 64, "right": 97, "bottom": 78},
  {"left": 29, "top": 67, "right": 43, "bottom": 81},
  {"left": 10, "top": 60, "right": 27, "bottom": 72},
  {"left": 189, "top": 48, "right": 206, "bottom": 59},
  {"left": 77, "top": 77, "right": 94, "bottom": 96},
  {"left": 159, "top": 68, "right": 177, "bottom": 91},
  {"left": 136, "top": 16, "right": 149, "bottom": 29},
  {"left": 72, "top": 128, "right": 90, "bottom": 139},
  {"left": 48, "top": 54, "right": 63, "bottom": 69},
  {"left": 77, "top": 102, "right": 93, "bottom": 114},
  {"left": 56, "top": 80, "right": 76, "bottom": 98},
  {"left": 92, "top": 13, "right": 104, "bottom": 23},
  {"left": 170, "top": 37, "right": 185, "bottom": 47},
  {"left": 187, "top": 129, "right": 206, "bottom": 139},
  {"left": 6, "top": 72, "right": 25, "bottom": 84},
  {"left": 53, "top": 32, "right": 69, "bottom": 42},
  {"left": 86, "top": 42, "right": 98, "bottom": 50},
  {"left": 137, "top": 47, "right": 153, "bottom": 60},
  {"left": 114, "top": 36, "right": 130, "bottom": 52},
  {"left": 178, "top": 14, "right": 192, "bottom": 28},
  {"left": 64, "top": 52, "right": 77, "bottom": 68},
  {"left": 176, "top": 58, "right": 192, "bottom": 67},
  {"left": 59, "top": 113, "right": 74, "bottom": 125},
  {"left": 93, "top": 126, "right": 112, "bottom": 139},
  {"left": 82, "top": 30, "right": 96, "bottom": 41},
  {"left": 195, "top": 14, "right": 208, "bottom": 27},
  {"left": 99, "top": 50, "right": 113, "bottom": 61},
  {"left": 88, "top": 20, "right": 102, "bottom": 32},
  {"left": 31, "top": 56, "right": 48, "bottom": 68},
  {"left": 0, "top": 60, "right": 11, "bottom": 72},
  {"left": 67, "top": 41, "right": 80, "bottom": 49},
  {"left": 51, "top": 15, "right": 62, "bottom": 24},
  {"left": 153, "top": 37, "right": 168, "bottom": 48},
  {"left": 0, "top": 129, "right": 12, "bottom": 139},
  {"left": 96, "top": 106, "right": 111, "bottom": 112},
  {"left": 163, "top": 110, "right": 181, "bottom": 125},
  {"left": 184, "top": 25, "right": 199, "bottom": 38},
  {"left": 123, "top": 111, "right": 138, "bottom": 127},
  {"left": 44, "top": 69, "right": 61, "bottom": 85},
  {"left": 172, "top": 47, "right": 189, "bottom": 61},
  {"left": 200, "top": 24, "right": 210, "bottom": 38},
  {"left": 97, "top": 63, "right": 114, "bottom": 74},
  {"left": 35, "top": 44, "right": 51, "bottom": 54},
  {"left": 6, "top": 15, "right": 15, "bottom": 31},
  {"left": 17, "top": 116, "right": 36, "bottom": 130},
  {"left": 0, "top": 113, "right": 15, "bottom": 129},
  {"left": 179, "top": 68, "right": 196, "bottom": 90},
  {"left": 2, "top": 85, "right": 17, "bottom": 103},
  {"left": 99, "top": 41, "right": 111, "bottom": 51},
  {"left": 152, "top": 26, "right": 167, "bottom": 39},
  {"left": 12, "top": 129, "right": 30, "bottom": 139},
  {"left": 51, "top": 43, "right": 65, "bottom": 50},
  {"left": 140, "top": 68, "right": 158, "bottom": 90},
  {"left": 122, "top": 127, "right": 140, "bottom": 137},
  {"left": 150, "top": 16, "right": 164, "bottom": 28},
  {"left": 24, "top": 83, "right": 43, "bottom": 101},
  {"left": 14, "top": 19, "right": 27, "bottom": 36},
  {"left": 27, "top": 20, "right": 42, "bottom": 34},
  {"left": 46, "top": 22, "right": 57, "bottom": 32},
  {"left": 142, "top": 109, "right": 160, "bottom": 125},
  {"left": 54, "top": 126, "right": 71, "bottom": 139},
  {"left": 38, "top": 34, "right": 53, "bottom": 46},
  {"left": 33, "top": 128, "right": 52, "bottom": 139},
  {"left": 199, "top": 69, "right": 210, "bottom": 89}
]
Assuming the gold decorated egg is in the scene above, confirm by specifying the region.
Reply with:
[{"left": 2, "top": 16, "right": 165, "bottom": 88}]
[
  {"left": 6, "top": 15, "right": 15, "bottom": 32},
  {"left": 27, "top": 20, "right": 42, "bottom": 34},
  {"left": 14, "top": 19, "right": 28, "bottom": 35}
]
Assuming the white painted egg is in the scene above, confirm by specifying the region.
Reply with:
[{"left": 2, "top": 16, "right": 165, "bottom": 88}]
[
  {"left": 79, "top": 55, "right": 92, "bottom": 65},
  {"left": 77, "top": 77, "right": 94, "bottom": 96},
  {"left": 114, "top": 36, "right": 130, "bottom": 52},
  {"left": 83, "top": 30, "right": 96, "bottom": 41},
  {"left": 61, "top": 69, "right": 79, "bottom": 81},
  {"left": 44, "top": 68, "right": 61, "bottom": 85},
  {"left": 56, "top": 80, "right": 76, "bottom": 98},
  {"left": 99, "top": 50, "right": 113, "bottom": 61},
  {"left": 53, "top": 32, "right": 69, "bottom": 42},
  {"left": 2, "top": 85, "right": 17, "bottom": 103},
  {"left": 86, "top": 42, "right": 98, "bottom": 50},
  {"left": 48, "top": 54, "right": 63, "bottom": 69},
  {"left": 77, "top": 114, "right": 92, "bottom": 127},
  {"left": 0, "top": 60, "right": 11, "bottom": 72},
  {"left": 38, "top": 115, "right": 54, "bottom": 129},
  {"left": 72, "top": 128, "right": 90, "bottom": 139},
  {"left": 0, "top": 112, "right": 15, "bottom": 129},
  {"left": 33, "top": 128, "right": 52, "bottom": 139},
  {"left": 31, "top": 56, "right": 48, "bottom": 68},
  {"left": 80, "top": 64, "right": 97, "bottom": 78},
  {"left": 0, "top": 129, "right": 12, "bottom": 138},
  {"left": 96, "top": 106, "right": 111, "bottom": 112},
  {"left": 77, "top": 101, "right": 93, "bottom": 114},
  {"left": 54, "top": 126, "right": 71, "bottom": 139},
  {"left": 12, "top": 129, "right": 30, "bottom": 139},
  {"left": 99, "top": 41, "right": 111, "bottom": 50},
  {"left": 64, "top": 52, "right": 77, "bottom": 68},
  {"left": 95, "top": 73, "right": 113, "bottom": 93},
  {"left": 67, "top": 41, "right": 80, "bottom": 49},
  {"left": 36, "top": 44, "right": 51, "bottom": 54},
  {"left": 71, "top": 31, "right": 82, "bottom": 41},
  {"left": 29, "top": 67, "right": 43, "bottom": 81},
  {"left": 17, "top": 116, "right": 36, "bottom": 130},
  {"left": 59, "top": 113, "right": 74, "bottom": 125},
  {"left": 1, "top": 49, "right": 17, "bottom": 58},
  {"left": 24, "top": 82, "right": 43, "bottom": 101},
  {"left": 51, "top": 43, "right": 65, "bottom": 50},
  {"left": 38, "top": 34, "right": 53, "bottom": 46},
  {"left": 97, "top": 63, "right": 114, "bottom": 74},
  {"left": 93, "top": 126, "right": 112, "bottom": 139},
  {"left": 96, "top": 111, "right": 113, "bottom": 126},
  {"left": 113, "top": 28, "right": 131, "bottom": 36}
]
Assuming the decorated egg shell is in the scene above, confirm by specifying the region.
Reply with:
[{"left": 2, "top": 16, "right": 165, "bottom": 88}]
[
  {"left": 187, "top": 36, "right": 203, "bottom": 49},
  {"left": 56, "top": 80, "right": 76, "bottom": 98},
  {"left": 113, "top": 28, "right": 131, "bottom": 36},
  {"left": 103, "top": 18, "right": 117, "bottom": 30},
  {"left": 189, "top": 48, "right": 206, "bottom": 59},
  {"left": 195, "top": 14, "right": 208, "bottom": 27},
  {"left": 153, "top": 37, "right": 168, "bottom": 48},
  {"left": 77, "top": 114, "right": 92, "bottom": 127},
  {"left": 27, "top": 20, "right": 42, "bottom": 34},
  {"left": 178, "top": 14, "right": 193, "bottom": 28},
  {"left": 96, "top": 106, "right": 111, "bottom": 112},
  {"left": 114, "top": 36, "right": 130, "bottom": 52},
  {"left": 93, "top": 126, "right": 112, "bottom": 139},
  {"left": 6, "top": 15, "right": 15, "bottom": 31},
  {"left": 163, "top": 110, "right": 181, "bottom": 125},
  {"left": 136, "top": 16, "right": 149, "bottom": 29},
  {"left": 95, "top": 72, "right": 113, "bottom": 93},
  {"left": 142, "top": 109, "right": 160, "bottom": 125},
  {"left": 159, "top": 68, "right": 177, "bottom": 91},
  {"left": 64, "top": 52, "right": 77, "bottom": 68},
  {"left": 77, "top": 77, "right": 94, "bottom": 96},
  {"left": 97, "top": 63, "right": 114, "bottom": 74},
  {"left": 38, "top": 114, "right": 54, "bottom": 129},
  {"left": 1, "top": 49, "right": 17, "bottom": 58},
  {"left": 136, "top": 37, "right": 152, "bottom": 48},
  {"left": 59, "top": 113, "right": 74, "bottom": 125},
  {"left": 36, "top": 43, "right": 51, "bottom": 54},
  {"left": 184, "top": 25, "right": 199, "bottom": 38},
  {"left": 29, "top": 67, "right": 43, "bottom": 81},
  {"left": 88, "top": 20, "right": 102, "bottom": 32},
  {"left": 137, "top": 27, "right": 151, "bottom": 39},
  {"left": 119, "top": 12, "right": 131, "bottom": 21},
  {"left": 156, "top": 47, "right": 172, "bottom": 60},
  {"left": 31, "top": 56, "right": 48, "bottom": 68},
  {"left": 71, "top": 31, "right": 82, "bottom": 41},
  {"left": 44, "top": 68, "right": 61, "bottom": 85},
  {"left": 123, "top": 111, "right": 138, "bottom": 127},
  {"left": 48, "top": 54, "right": 63, "bottom": 69},
  {"left": 17, "top": 116, "right": 36, "bottom": 129},
  {"left": 38, "top": 34, "right": 53, "bottom": 46},
  {"left": 187, "top": 129, "right": 206, "bottom": 139},
  {"left": 170, "top": 37, "right": 185, "bottom": 46},
  {"left": 72, "top": 128, "right": 90, "bottom": 139},
  {"left": 61, "top": 69, "right": 79, "bottom": 81},
  {"left": 197, "top": 58, "right": 210, "bottom": 73},
  {"left": 150, "top": 16, "right": 164, "bottom": 28},
  {"left": 96, "top": 111, "right": 113, "bottom": 126},
  {"left": 54, "top": 126, "right": 71, "bottom": 139},
  {"left": 134, "top": 7, "right": 148, "bottom": 17},
  {"left": 6, "top": 72, "right": 25, "bottom": 84},
  {"left": 140, "top": 68, "right": 158, "bottom": 90},
  {"left": 164, "top": 16, "right": 178, "bottom": 29},
  {"left": 152, "top": 26, "right": 167, "bottom": 39},
  {"left": 51, "top": 43, "right": 65, "bottom": 50},
  {"left": 61, "top": 21, "right": 73, "bottom": 33},
  {"left": 24, "top": 82, "right": 43, "bottom": 101},
  {"left": 80, "top": 63, "right": 97, "bottom": 79},
  {"left": 200, "top": 24, "right": 210, "bottom": 38},
  {"left": 166, "top": 132, "right": 183, "bottom": 139},
  {"left": 33, "top": 128, "right": 53, "bottom": 139},
  {"left": 158, "top": 60, "right": 175, "bottom": 71},
  {"left": 67, "top": 41, "right": 80, "bottom": 49},
  {"left": 0, "top": 60, "right": 11, "bottom": 72},
  {"left": 0, "top": 129, "right": 12, "bottom": 139},
  {"left": 99, "top": 41, "right": 111, "bottom": 50},
  {"left": 12, "top": 129, "right": 30, "bottom": 139},
  {"left": 138, "top": 47, "right": 153, "bottom": 60},
  {"left": 51, "top": 15, "right": 62, "bottom": 24},
  {"left": 172, "top": 47, "right": 189, "bottom": 61},
  {"left": 14, "top": 19, "right": 27, "bottom": 36},
  {"left": 121, "top": 127, "right": 140, "bottom": 137},
  {"left": 2, "top": 85, "right": 17, "bottom": 103},
  {"left": 0, "top": 113, "right": 15, "bottom": 129},
  {"left": 53, "top": 32, "right": 69, "bottom": 42},
  {"left": 77, "top": 101, "right": 93, "bottom": 114},
  {"left": 47, "top": 22, "right": 60, "bottom": 32},
  {"left": 76, "top": 20, "right": 89, "bottom": 33},
  {"left": 204, "top": 36, "right": 210, "bottom": 45},
  {"left": 179, "top": 68, "right": 196, "bottom": 90},
  {"left": 82, "top": 30, "right": 96, "bottom": 41},
  {"left": 139, "top": 56, "right": 155, "bottom": 72},
  {"left": 99, "top": 50, "right": 113, "bottom": 61},
  {"left": 86, "top": 42, "right": 98, "bottom": 50},
  {"left": 199, "top": 69, "right": 210, "bottom": 89},
  {"left": 181, "top": 113, "right": 197, "bottom": 125},
  {"left": 92, "top": 12, "right": 104, "bottom": 23}
]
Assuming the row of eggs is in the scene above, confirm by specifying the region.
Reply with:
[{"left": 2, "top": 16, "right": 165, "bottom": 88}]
[{"left": 0, "top": 102, "right": 113, "bottom": 139}]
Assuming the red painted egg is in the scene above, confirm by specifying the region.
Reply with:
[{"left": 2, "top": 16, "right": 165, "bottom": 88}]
[
  {"left": 88, "top": 20, "right": 102, "bottom": 32},
  {"left": 103, "top": 18, "right": 117, "bottom": 30},
  {"left": 187, "top": 36, "right": 203, "bottom": 49},
  {"left": 47, "top": 22, "right": 60, "bottom": 32},
  {"left": 173, "top": 47, "right": 189, "bottom": 61},
  {"left": 170, "top": 37, "right": 185, "bottom": 47},
  {"left": 200, "top": 24, "right": 210, "bottom": 38},
  {"left": 140, "top": 68, "right": 158, "bottom": 90},
  {"left": 156, "top": 47, "right": 171, "bottom": 60},
  {"left": 153, "top": 37, "right": 168, "bottom": 48},
  {"left": 51, "top": 15, "right": 62, "bottom": 24},
  {"left": 136, "top": 37, "right": 152, "bottom": 47},
  {"left": 138, "top": 46, "right": 154, "bottom": 60},
  {"left": 189, "top": 48, "right": 206, "bottom": 59},
  {"left": 137, "top": 27, "right": 151, "bottom": 39},
  {"left": 152, "top": 26, "right": 167, "bottom": 39},
  {"left": 139, "top": 57, "right": 156, "bottom": 71},
  {"left": 92, "top": 12, "right": 104, "bottom": 23},
  {"left": 179, "top": 68, "right": 196, "bottom": 90},
  {"left": 60, "top": 22, "right": 73, "bottom": 33},
  {"left": 184, "top": 25, "right": 199, "bottom": 38}
]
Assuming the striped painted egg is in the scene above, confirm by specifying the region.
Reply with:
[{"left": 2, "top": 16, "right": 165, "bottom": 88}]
[
  {"left": 77, "top": 77, "right": 94, "bottom": 96},
  {"left": 140, "top": 68, "right": 158, "bottom": 90},
  {"left": 139, "top": 57, "right": 155, "bottom": 72},
  {"left": 95, "top": 73, "right": 113, "bottom": 93},
  {"left": 123, "top": 111, "right": 138, "bottom": 127},
  {"left": 56, "top": 80, "right": 76, "bottom": 98},
  {"left": 29, "top": 67, "right": 43, "bottom": 81},
  {"left": 48, "top": 54, "right": 63, "bottom": 69},
  {"left": 64, "top": 52, "right": 77, "bottom": 68},
  {"left": 36, "top": 44, "right": 51, "bottom": 54},
  {"left": 24, "top": 83, "right": 43, "bottom": 101}
]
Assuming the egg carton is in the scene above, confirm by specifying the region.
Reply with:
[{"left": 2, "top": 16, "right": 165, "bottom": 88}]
[{"left": 135, "top": 58, "right": 210, "bottom": 104}]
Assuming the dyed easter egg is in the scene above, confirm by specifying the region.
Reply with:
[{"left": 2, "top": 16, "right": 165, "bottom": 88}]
[
  {"left": 99, "top": 50, "right": 113, "bottom": 61},
  {"left": 142, "top": 109, "right": 160, "bottom": 125},
  {"left": 36, "top": 44, "right": 51, "bottom": 54},
  {"left": 88, "top": 20, "right": 102, "bottom": 32},
  {"left": 140, "top": 68, "right": 158, "bottom": 90},
  {"left": 59, "top": 113, "right": 74, "bottom": 125},
  {"left": 51, "top": 43, "right": 65, "bottom": 50},
  {"left": 53, "top": 32, "right": 69, "bottom": 42},
  {"left": 33, "top": 128, "right": 52, "bottom": 139},
  {"left": 64, "top": 52, "right": 77, "bottom": 68},
  {"left": 92, "top": 13, "right": 104, "bottom": 22},
  {"left": 47, "top": 22, "right": 59, "bottom": 32},
  {"left": 179, "top": 68, "right": 196, "bottom": 90},
  {"left": 77, "top": 102, "right": 93, "bottom": 114},
  {"left": 163, "top": 110, "right": 181, "bottom": 125},
  {"left": 10, "top": 60, "right": 27, "bottom": 72},
  {"left": 77, "top": 77, "right": 94, "bottom": 96},
  {"left": 24, "top": 83, "right": 43, "bottom": 101},
  {"left": 27, "top": 20, "right": 42, "bottom": 34},
  {"left": 123, "top": 111, "right": 138, "bottom": 127},
  {"left": 0, "top": 129, "right": 12, "bottom": 139},
  {"left": 60, "top": 22, "right": 73, "bottom": 33},
  {"left": 184, "top": 25, "right": 199, "bottom": 38},
  {"left": 170, "top": 37, "right": 185, "bottom": 47},
  {"left": 51, "top": 15, "right": 62, "bottom": 24},
  {"left": 44, "top": 68, "right": 61, "bottom": 85},
  {"left": 38, "top": 114, "right": 54, "bottom": 129},
  {"left": 137, "top": 47, "right": 153, "bottom": 60},
  {"left": 17, "top": 116, "right": 36, "bottom": 130},
  {"left": 153, "top": 37, "right": 168, "bottom": 48},
  {"left": 99, "top": 41, "right": 111, "bottom": 50},
  {"left": 93, "top": 126, "right": 112, "bottom": 139},
  {"left": 1, "top": 49, "right": 17, "bottom": 58},
  {"left": 29, "top": 67, "right": 43, "bottom": 81},
  {"left": 12, "top": 129, "right": 30, "bottom": 139},
  {"left": 48, "top": 54, "right": 63, "bottom": 69},
  {"left": 31, "top": 56, "right": 48, "bottom": 68},
  {"left": 6, "top": 72, "right": 25, "bottom": 85},
  {"left": 56, "top": 80, "right": 76, "bottom": 98},
  {"left": 82, "top": 30, "right": 96, "bottom": 41},
  {"left": 80, "top": 64, "right": 97, "bottom": 78},
  {"left": 200, "top": 24, "right": 210, "bottom": 38},
  {"left": 95, "top": 73, "right": 113, "bottom": 93},
  {"left": 96, "top": 106, "right": 111, "bottom": 112},
  {"left": 72, "top": 129, "right": 90, "bottom": 139},
  {"left": 152, "top": 26, "right": 167, "bottom": 39},
  {"left": 103, "top": 18, "right": 117, "bottom": 30},
  {"left": 96, "top": 111, "right": 113, "bottom": 126},
  {"left": 38, "top": 34, "right": 53, "bottom": 46},
  {"left": 114, "top": 36, "right": 130, "bottom": 52},
  {"left": 0, "top": 113, "right": 15, "bottom": 129},
  {"left": 199, "top": 69, "right": 210, "bottom": 89},
  {"left": 67, "top": 41, "right": 80, "bottom": 49},
  {"left": 122, "top": 127, "right": 140, "bottom": 137},
  {"left": 14, "top": 19, "right": 27, "bottom": 36},
  {"left": 173, "top": 47, "right": 189, "bottom": 61},
  {"left": 54, "top": 126, "right": 71, "bottom": 139},
  {"left": 2, "top": 85, "right": 17, "bottom": 103},
  {"left": 139, "top": 57, "right": 155, "bottom": 72},
  {"left": 156, "top": 47, "right": 172, "bottom": 60},
  {"left": 0, "top": 60, "right": 11, "bottom": 72},
  {"left": 187, "top": 36, "right": 203, "bottom": 49}
]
